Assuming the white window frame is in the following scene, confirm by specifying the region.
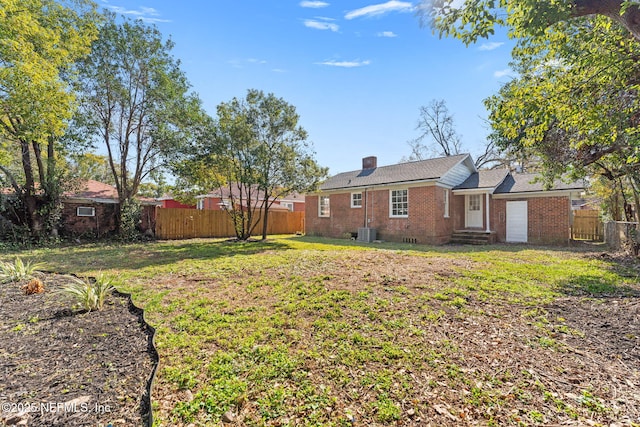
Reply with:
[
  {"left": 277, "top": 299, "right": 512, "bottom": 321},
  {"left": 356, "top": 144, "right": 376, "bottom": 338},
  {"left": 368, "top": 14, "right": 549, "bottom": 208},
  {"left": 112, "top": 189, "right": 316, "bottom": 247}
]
[
  {"left": 351, "top": 192, "right": 362, "bottom": 208},
  {"left": 281, "top": 202, "right": 294, "bottom": 212},
  {"left": 76, "top": 206, "right": 95, "bottom": 217},
  {"left": 196, "top": 199, "right": 204, "bottom": 210},
  {"left": 319, "top": 196, "right": 330, "bottom": 217},
  {"left": 389, "top": 189, "right": 408, "bottom": 218},
  {"left": 444, "top": 189, "right": 450, "bottom": 218}
]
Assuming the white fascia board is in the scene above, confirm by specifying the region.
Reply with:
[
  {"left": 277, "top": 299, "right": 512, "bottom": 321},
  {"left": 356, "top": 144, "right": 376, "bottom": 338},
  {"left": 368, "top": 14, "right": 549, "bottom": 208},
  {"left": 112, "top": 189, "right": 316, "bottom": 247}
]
[
  {"left": 63, "top": 197, "right": 119, "bottom": 204},
  {"left": 492, "top": 190, "right": 575, "bottom": 199},
  {"left": 452, "top": 187, "right": 496, "bottom": 195}
]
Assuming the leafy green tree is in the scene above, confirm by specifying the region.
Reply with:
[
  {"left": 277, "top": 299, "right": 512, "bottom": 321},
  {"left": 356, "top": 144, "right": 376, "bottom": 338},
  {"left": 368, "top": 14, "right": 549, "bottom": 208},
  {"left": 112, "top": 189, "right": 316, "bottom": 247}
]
[
  {"left": 484, "top": 16, "right": 640, "bottom": 218},
  {"left": 71, "top": 12, "right": 207, "bottom": 233},
  {"left": 68, "top": 152, "right": 115, "bottom": 185},
  {"left": 179, "top": 89, "right": 328, "bottom": 241},
  {"left": 0, "top": 0, "right": 99, "bottom": 237},
  {"left": 420, "top": 0, "right": 640, "bottom": 43}
]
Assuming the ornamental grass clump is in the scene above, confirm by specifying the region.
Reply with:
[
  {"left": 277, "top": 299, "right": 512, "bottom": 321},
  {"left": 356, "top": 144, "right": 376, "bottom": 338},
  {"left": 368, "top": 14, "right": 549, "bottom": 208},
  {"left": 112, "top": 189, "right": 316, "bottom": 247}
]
[
  {"left": 0, "top": 258, "right": 44, "bottom": 283},
  {"left": 61, "top": 273, "right": 117, "bottom": 312}
]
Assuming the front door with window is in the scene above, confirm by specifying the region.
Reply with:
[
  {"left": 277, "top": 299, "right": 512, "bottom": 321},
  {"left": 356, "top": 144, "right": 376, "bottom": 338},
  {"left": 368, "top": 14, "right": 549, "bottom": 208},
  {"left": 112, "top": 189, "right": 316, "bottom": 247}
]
[{"left": 465, "top": 194, "right": 483, "bottom": 228}]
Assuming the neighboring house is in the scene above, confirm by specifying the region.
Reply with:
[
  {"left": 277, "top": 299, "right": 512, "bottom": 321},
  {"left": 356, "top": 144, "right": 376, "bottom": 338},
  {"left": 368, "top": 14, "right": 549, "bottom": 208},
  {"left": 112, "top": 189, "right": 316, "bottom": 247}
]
[
  {"left": 62, "top": 180, "right": 159, "bottom": 238},
  {"left": 156, "top": 195, "right": 196, "bottom": 209},
  {"left": 196, "top": 186, "right": 304, "bottom": 212},
  {"left": 305, "top": 154, "right": 585, "bottom": 245}
]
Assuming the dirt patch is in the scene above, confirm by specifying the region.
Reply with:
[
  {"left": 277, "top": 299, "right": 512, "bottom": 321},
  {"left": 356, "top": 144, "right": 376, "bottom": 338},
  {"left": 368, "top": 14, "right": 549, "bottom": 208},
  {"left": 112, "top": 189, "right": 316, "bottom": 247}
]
[{"left": 0, "top": 274, "right": 156, "bottom": 427}]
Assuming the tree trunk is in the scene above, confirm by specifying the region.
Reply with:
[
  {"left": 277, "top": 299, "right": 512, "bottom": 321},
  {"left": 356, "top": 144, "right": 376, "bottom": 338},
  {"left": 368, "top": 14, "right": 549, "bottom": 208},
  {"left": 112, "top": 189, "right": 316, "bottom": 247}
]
[{"left": 261, "top": 205, "right": 269, "bottom": 240}]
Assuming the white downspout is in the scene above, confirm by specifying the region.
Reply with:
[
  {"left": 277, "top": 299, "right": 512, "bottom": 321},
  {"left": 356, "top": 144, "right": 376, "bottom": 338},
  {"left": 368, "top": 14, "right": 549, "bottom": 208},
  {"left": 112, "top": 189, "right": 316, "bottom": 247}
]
[{"left": 485, "top": 192, "right": 491, "bottom": 233}]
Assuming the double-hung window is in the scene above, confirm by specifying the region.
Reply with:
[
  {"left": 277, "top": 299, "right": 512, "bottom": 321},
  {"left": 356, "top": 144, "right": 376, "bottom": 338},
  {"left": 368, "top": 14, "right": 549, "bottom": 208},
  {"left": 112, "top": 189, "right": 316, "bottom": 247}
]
[
  {"left": 319, "top": 196, "right": 330, "bottom": 217},
  {"left": 351, "top": 192, "right": 362, "bottom": 208},
  {"left": 390, "top": 189, "right": 408, "bottom": 218}
]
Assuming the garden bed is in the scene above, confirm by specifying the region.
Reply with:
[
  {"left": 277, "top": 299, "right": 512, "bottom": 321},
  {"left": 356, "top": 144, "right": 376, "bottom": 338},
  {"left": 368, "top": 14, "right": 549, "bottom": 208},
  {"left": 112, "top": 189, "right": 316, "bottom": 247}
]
[{"left": 0, "top": 273, "right": 156, "bottom": 427}]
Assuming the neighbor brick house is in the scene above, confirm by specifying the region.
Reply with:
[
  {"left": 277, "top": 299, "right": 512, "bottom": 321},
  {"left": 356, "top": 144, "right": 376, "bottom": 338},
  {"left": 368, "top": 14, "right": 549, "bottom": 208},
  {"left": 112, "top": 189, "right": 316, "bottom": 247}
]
[
  {"left": 305, "top": 154, "right": 585, "bottom": 245},
  {"left": 62, "top": 180, "right": 159, "bottom": 238},
  {"left": 196, "top": 186, "right": 304, "bottom": 212}
]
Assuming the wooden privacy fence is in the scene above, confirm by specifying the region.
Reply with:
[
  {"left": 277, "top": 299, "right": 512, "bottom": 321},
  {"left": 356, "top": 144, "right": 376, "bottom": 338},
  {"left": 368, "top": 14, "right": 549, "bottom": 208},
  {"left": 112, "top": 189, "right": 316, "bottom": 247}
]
[
  {"left": 571, "top": 210, "right": 604, "bottom": 241},
  {"left": 155, "top": 208, "right": 305, "bottom": 240}
]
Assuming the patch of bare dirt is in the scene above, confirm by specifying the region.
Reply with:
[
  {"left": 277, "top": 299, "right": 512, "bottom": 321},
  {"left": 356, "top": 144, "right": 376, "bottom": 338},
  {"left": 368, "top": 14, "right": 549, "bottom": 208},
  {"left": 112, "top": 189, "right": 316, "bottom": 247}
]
[{"left": 0, "top": 274, "right": 156, "bottom": 427}]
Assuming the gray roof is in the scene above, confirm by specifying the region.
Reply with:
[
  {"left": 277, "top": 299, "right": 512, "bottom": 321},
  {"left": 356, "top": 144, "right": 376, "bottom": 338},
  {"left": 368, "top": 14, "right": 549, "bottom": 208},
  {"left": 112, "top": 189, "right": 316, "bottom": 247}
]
[
  {"left": 320, "top": 154, "right": 470, "bottom": 191},
  {"left": 495, "top": 173, "right": 585, "bottom": 194},
  {"left": 455, "top": 169, "right": 509, "bottom": 190}
]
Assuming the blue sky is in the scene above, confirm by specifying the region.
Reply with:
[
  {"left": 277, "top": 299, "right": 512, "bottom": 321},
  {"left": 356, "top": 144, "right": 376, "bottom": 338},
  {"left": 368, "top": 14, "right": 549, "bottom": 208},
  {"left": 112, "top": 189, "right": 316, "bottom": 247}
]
[{"left": 101, "top": 0, "right": 514, "bottom": 175}]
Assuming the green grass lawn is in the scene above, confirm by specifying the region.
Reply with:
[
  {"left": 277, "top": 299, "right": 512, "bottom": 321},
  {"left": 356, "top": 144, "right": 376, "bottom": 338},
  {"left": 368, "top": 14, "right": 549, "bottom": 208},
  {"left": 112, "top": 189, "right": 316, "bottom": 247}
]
[{"left": 2, "top": 236, "right": 639, "bottom": 426}]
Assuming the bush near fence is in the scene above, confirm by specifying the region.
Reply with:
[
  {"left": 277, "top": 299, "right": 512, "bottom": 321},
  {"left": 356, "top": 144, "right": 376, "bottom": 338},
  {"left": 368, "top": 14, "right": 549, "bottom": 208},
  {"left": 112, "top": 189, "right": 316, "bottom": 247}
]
[{"left": 155, "top": 208, "right": 304, "bottom": 240}]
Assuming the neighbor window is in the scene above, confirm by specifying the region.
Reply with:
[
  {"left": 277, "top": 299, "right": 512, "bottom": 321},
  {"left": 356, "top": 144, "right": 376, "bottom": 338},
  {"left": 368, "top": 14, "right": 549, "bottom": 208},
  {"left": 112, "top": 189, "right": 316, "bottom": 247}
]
[
  {"left": 444, "top": 189, "right": 450, "bottom": 218},
  {"left": 319, "top": 196, "right": 330, "bottom": 217},
  {"left": 390, "top": 189, "right": 408, "bottom": 217},
  {"left": 196, "top": 199, "right": 204, "bottom": 210},
  {"left": 351, "top": 192, "right": 362, "bottom": 208},
  {"left": 76, "top": 206, "right": 95, "bottom": 217},
  {"left": 281, "top": 202, "right": 294, "bottom": 212}
]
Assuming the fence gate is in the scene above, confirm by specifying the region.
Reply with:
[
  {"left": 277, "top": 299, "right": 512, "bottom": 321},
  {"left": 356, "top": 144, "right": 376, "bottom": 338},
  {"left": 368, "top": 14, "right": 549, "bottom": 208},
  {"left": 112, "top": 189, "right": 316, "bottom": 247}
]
[
  {"left": 571, "top": 210, "right": 603, "bottom": 241},
  {"left": 155, "top": 208, "right": 305, "bottom": 240}
]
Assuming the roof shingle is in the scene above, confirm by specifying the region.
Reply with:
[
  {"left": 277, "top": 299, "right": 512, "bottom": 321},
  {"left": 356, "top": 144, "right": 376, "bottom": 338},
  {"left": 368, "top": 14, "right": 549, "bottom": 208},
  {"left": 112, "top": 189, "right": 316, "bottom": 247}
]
[{"left": 320, "top": 154, "right": 470, "bottom": 191}]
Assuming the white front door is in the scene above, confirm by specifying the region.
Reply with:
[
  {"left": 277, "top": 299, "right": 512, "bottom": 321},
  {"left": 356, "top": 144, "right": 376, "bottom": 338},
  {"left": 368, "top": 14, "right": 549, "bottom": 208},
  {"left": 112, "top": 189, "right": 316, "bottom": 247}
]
[
  {"left": 506, "top": 201, "right": 528, "bottom": 243},
  {"left": 465, "top": 194, "right": 483, "bottom": 228}
]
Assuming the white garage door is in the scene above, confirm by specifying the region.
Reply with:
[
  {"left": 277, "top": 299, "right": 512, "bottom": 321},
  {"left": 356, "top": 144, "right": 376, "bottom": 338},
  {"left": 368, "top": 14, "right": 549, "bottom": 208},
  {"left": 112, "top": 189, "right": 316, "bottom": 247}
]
[{"left": 506, "top": 201, "right": 528, "bottom": 243}]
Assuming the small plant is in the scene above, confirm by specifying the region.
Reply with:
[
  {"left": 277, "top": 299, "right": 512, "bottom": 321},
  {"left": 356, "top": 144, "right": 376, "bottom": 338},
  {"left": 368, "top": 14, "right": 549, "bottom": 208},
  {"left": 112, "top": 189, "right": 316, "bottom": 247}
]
[
  {"left": 22, "top": 278, "right": 45, "bottom": 295},
  {"left": 60, "top": 273, "right": 117, "bottom": 311},
  {"left": 0, "top": 258, "right": 44, "bottom": 283}
]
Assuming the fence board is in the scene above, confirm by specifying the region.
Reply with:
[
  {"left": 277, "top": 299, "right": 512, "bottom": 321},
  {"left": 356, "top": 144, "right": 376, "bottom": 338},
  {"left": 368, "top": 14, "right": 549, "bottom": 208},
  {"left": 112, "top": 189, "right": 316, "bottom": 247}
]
[
  {"left": 571, "top": 210, "right": 603, "bottom": 241},
  {"left": 155, "top": 208, "right": 304, "bottom": 240}
]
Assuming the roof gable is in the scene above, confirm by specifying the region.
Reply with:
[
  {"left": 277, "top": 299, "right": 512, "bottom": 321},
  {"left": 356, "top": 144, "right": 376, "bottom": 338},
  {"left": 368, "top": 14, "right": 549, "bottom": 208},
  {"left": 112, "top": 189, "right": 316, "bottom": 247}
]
[{"left": 320, "top": 154, "right": 472, "bottom": 191}]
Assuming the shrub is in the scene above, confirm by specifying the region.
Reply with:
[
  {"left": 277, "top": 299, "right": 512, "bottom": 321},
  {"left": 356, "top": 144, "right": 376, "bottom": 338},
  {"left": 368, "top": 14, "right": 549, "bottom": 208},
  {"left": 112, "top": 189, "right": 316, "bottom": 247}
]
[
  {"left": 0, "top": 258, "right": 44, "bottom": 283},
  {"left": 60, "top": 273, "right": 117, "bottom": 311}
]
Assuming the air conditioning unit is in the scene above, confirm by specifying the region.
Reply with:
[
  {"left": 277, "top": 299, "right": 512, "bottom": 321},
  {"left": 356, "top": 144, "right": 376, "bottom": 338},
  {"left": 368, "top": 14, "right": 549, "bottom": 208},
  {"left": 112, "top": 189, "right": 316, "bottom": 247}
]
[{"left": 357, "top": 227, "right": 376, "bottom": 243}]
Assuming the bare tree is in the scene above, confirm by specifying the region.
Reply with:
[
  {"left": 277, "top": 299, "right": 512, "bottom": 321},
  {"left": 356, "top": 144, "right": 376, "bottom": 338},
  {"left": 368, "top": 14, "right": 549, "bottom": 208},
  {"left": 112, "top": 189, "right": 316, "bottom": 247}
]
[{"left": 409, "top": 99, "right": 463, "bottom": 160}]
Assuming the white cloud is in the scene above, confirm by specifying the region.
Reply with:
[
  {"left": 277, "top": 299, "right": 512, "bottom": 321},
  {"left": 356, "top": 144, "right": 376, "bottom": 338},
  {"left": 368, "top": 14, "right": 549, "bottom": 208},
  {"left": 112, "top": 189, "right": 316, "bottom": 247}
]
[
  {"left": 494, "top": 69, "right": 515, "bottom": 78},
  {"left": 107, "top": 5, "right": 171, "bottom": 23},
  {"left": 377, "top": 31, "right": 398, "bottom": 37},
  {"left": 300, "top": 1, "right": 330, "bottom": 8},
  {"left": 228, "top": 58, "right": 268, "bottom": 69},
  {"left": 304, "top": 19, "right": 339, "bottom": 32},
  {"left": 317, "top": 59, "right": 371, "bottom": 68},
  {"left": 272, "top": 68, "right": 287, "bottom": 73},
  {"left": 478, "top": 42, "right": 504, "bottom": 51},
  {"left": 345, "top": 1, "right": 413, "bottom": 20}
]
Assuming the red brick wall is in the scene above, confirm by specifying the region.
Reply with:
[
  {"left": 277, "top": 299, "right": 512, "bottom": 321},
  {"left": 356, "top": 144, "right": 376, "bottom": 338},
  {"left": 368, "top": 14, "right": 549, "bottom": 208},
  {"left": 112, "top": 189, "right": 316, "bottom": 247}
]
[
  {"left": 305, "top": 186, "right": 454, "bottom": 244},
  {"left": 62, "top": 202, "right": 118, "bottom": 237},
  {"left": 492, "top": 196, "right": 571, "bottom": 245},
  {"left": 62, "top": 202, "right": 156, "bottom": 238}
]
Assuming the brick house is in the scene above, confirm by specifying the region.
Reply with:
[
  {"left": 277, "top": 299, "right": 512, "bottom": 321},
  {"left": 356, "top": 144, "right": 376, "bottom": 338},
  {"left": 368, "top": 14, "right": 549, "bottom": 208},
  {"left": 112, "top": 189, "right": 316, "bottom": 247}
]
[
  {"left": 62, "top": 180, "right": 159, "bottom": 238},
  {"left": 305, "top": 154, "right": 585, "bottom": 245}
]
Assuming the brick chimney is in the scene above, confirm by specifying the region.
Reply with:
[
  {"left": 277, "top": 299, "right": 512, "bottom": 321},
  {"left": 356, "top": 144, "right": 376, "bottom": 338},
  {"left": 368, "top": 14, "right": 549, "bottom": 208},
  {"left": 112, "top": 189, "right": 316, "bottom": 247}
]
[{"left": 362, "top": 156, "right": 377, "bottom": 170}]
